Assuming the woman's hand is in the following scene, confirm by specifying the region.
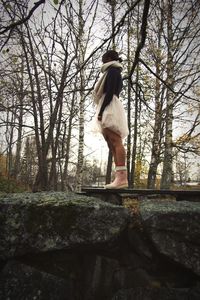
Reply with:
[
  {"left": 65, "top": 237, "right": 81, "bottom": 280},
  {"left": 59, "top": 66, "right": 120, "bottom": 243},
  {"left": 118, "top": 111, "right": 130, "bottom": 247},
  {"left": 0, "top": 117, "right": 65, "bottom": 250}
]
[{"left": 98, "top": 115, "right": 102, "bottom": 121}]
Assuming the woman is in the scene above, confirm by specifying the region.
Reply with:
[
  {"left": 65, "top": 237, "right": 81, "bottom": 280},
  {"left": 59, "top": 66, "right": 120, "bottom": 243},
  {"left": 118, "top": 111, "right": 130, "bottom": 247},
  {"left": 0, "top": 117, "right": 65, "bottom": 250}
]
[{"left": 92, "top": 50, "right": 129, "bottom": 189}]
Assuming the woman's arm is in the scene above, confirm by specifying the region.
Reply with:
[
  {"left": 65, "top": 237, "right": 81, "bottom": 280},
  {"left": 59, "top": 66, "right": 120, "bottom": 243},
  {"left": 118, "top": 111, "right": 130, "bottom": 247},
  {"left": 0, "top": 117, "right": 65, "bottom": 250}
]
[{"left": 98, "top": 67, "right": 121, "bottom": 120}]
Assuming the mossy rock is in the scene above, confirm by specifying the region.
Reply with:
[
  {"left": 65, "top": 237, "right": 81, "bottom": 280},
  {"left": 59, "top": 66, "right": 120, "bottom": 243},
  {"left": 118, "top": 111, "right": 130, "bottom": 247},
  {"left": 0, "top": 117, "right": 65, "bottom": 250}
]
[{"left": 0, "top": 192, "right": 130, "bottom": 260}]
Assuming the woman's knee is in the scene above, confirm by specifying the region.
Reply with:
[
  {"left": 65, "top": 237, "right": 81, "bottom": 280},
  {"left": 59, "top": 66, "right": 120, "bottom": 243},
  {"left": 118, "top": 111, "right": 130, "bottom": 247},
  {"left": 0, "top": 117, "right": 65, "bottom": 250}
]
[
  {"left": 103, "top": 128, "right": 123, "bottom": 151},
  {"left": 103, "top": 133, "right": 113, "bottom": 152},
  {"left": 110, "top": 133, "right": 122, "bottom": 149}
]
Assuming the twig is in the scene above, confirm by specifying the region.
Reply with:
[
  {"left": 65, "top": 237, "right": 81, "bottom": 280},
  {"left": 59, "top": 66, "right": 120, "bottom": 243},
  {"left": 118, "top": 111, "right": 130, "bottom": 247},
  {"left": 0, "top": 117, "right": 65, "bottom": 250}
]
[
  {"left": 129, "top": 0, "right": 150, "bottom": 78},
  {"left": 0, "top": 0, "right": 45, "bottom": 35}
]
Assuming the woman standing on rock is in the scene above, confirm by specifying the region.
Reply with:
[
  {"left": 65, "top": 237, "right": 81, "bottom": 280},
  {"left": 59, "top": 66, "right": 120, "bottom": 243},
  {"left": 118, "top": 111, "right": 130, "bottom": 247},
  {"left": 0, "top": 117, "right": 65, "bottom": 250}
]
[{"left": 92, "top": 50, "right": 129, "bottom": 189}]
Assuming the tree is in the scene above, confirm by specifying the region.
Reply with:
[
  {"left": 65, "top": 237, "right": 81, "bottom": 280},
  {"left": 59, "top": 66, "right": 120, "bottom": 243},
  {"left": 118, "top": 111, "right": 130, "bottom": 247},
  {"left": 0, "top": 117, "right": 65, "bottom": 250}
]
[
  {"left": 20, "top": 136, "right": 38, "bottom": 188},
  {"left": 104, "top": 0, "right": 117, "bottom": 184},
  {"left": 141, "top": 0, "right": 200, "bottom": 189},
  {"left": 160, "top": 0, "right": 174, "bottom": 189},
  {"left": 147, "top": 0, "right": 165, "bottom": 189},
  {"left": 0, "top": 0, "right": 45, "bottom": 51},
  {"left": 0, "top": 0, "right": 199, "bottom": 192},
  {"left": 75, "top": 0, "right": 88, "bottom": 191}
]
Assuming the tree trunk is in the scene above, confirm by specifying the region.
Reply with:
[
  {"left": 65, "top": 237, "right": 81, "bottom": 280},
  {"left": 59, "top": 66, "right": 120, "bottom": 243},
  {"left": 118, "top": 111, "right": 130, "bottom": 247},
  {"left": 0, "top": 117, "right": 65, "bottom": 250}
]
[
  {"left": 127, "top": 9, "right": 132, "bottom": 186},
  {"left": 130, "top": 63, "right": 139, "bottom": 188},
  {"left": 105, "top": 150, "right": 113, "bottom": 184},
  {"left": 105, "top": 0, "right": 116, "bottom": 183},
  {"left": 62, "top": 88, "right": 76, "bottom": 191},
  {"left": 6, "top": 105, "right": 14, "bottom": 182},
  {"left": 147, "top": 5, "right": 163, "bottom": 189},
  {"left": 13, "top": 57, "right": 24, "bottom": 180},
  {"left": 160, "top": 0, "right": 174, "bottom": 189},
  {"left": 13, "top": 103, "right": 23, "bottom": 180},
  {"left": 20, "top": 32, "right": 47, "bottom": 191},
  {"left": 130, "top": 3, "right": 140, "bottom": 188},
  {"left": 75, "top": 0, "right": 85, "bottom": 192}
]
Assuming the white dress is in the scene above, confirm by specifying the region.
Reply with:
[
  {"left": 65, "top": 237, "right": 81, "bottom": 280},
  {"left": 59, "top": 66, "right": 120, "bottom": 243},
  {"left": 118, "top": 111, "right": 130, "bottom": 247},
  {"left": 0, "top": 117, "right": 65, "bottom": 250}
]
[{"left": 92, "top": 94, "right": 129, "bottom": 139}]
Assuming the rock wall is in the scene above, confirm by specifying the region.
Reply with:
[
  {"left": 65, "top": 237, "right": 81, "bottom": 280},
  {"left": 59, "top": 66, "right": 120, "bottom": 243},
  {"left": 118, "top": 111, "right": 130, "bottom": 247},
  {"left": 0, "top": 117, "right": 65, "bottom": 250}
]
[{"left": 0, "top": 192, "right": 200, "bottom": 300}]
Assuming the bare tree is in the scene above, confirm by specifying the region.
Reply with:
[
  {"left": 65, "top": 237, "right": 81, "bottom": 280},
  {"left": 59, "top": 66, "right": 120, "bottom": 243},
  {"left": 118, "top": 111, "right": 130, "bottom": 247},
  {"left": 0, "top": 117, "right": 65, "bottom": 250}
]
[
  {"left": 147, "top": 1, "right": 165, "bottom": 189},
  {"left": 1, "top": 0, "right": 199, "bottom": 192},
  {"left": 0, "top": 0, "right": 45, "bottom": 50}
]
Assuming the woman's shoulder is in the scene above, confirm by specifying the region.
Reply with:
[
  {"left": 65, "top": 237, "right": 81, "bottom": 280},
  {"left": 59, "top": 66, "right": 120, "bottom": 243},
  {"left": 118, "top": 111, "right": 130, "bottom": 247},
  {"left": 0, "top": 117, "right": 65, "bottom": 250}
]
[
  {"left": 109, "top": 66, "right": 121, "bottom": 71},
  {"left": 107, "top": 66, "right": 122, "bottom": 75}
]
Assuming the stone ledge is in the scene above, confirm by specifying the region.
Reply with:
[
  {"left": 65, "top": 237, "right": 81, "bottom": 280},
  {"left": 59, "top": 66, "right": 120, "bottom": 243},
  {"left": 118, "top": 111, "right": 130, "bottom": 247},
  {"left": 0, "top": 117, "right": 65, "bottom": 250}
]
[
  {"left": 0, "top": 192, "right": 130, "bottom": 260},
  {"left": 1, "top": 193, "right": 200, "bottom": 300}
]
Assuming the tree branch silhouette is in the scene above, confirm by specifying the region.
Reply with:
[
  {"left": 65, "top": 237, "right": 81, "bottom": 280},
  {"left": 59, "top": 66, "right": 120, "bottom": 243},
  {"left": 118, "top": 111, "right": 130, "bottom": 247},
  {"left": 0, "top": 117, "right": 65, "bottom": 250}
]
[
  {"left": 0, "top": 0, "right": 45, "bottom": 35},
  {"left": 129, "top": 0, "right": 150, "bottom": 78}
]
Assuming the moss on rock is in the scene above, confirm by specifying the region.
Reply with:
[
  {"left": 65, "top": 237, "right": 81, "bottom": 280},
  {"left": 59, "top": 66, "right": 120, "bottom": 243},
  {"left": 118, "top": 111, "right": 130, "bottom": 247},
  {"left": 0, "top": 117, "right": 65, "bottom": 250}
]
[{"left": 0, "top": 192, "right": 130, "bottom": 260}]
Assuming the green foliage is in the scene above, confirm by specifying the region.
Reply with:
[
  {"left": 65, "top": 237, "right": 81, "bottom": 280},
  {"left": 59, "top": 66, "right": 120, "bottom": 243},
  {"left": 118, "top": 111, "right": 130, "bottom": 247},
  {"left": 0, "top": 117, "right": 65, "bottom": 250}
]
[
  {"left": 0, "top": 175, "right": 28, "bottom": 193},
  {"left": 53, "top": 0, "right": 59, "bottom": 5},
  {"left": 2, "top": 49, "right": 9, "bottom": 54}
]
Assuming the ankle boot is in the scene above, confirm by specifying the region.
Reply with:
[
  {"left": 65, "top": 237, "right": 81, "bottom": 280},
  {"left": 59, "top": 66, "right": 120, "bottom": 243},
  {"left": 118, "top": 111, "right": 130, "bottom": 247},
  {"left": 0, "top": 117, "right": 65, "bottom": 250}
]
[{"left": 105, "top": 166, "right": 128, "bottom": 189}]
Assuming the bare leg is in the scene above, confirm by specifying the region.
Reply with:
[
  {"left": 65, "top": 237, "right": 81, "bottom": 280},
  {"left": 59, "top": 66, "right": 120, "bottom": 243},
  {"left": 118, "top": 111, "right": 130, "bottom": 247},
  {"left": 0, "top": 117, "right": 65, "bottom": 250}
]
[
  {"left": 102, "top": 128, "right": 128, "bottom": 188},
  {"left": 103, "top": 128, "right": 126, "bottom": 166},
  {"left": 103, "top": 133, "right": 117, "bottom": 165}
]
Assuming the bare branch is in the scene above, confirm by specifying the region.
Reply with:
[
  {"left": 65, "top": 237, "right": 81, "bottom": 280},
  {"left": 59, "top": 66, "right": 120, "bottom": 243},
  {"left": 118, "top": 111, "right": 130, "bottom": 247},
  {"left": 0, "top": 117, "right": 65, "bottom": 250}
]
[
  {"left": 65, "top": 0, "right": 142, "bottom": 86},
  {"left": 129, "top": 0, "right": 150, "bottom": 78},
  {"left": 0, "top": 0, "right": 45, "bottom": 35},
  {"left": 139, "top": 58, "right": 200, "bottom": 104}
]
